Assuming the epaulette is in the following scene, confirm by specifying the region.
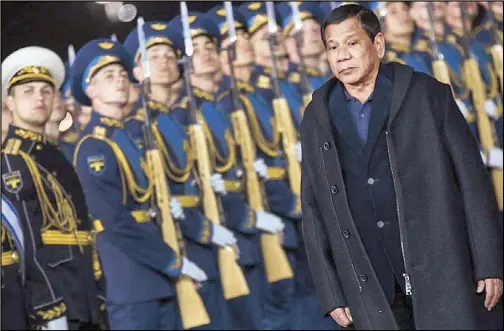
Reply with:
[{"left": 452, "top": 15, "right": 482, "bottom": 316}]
[
  {"left": 288, "top": 72, "right": 301, "bottom": 84},
  {"left": 446, "top": 34, "right": 458, "bottom": 46},
  {"left": 257, "top": 75, "right": 271, "bottom": 89},
  {"left": 412, "top": 39, "right": 431, "bottom": 55},
  {"left": 2, "top": 138, "right": 21, "bottom": 155},
  {"left": 306, "top": 67, "right": 321, "bottom": 77},
  {"left": 62, "top": 131, "right": 79, "bottom": 144}
]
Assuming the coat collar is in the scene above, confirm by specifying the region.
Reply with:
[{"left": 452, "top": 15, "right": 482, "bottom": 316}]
[{"left": 310, "top": 62, "right": 413, "bottom": 138}]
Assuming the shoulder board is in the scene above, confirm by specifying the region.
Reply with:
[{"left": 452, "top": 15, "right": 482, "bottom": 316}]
[
  {"left": 288, "top": 72, "right": 301, "bottom": 84},
  {"left": 62, "top": 131, "right": 79, "bottom": 144},
  {"left": 413, "top": 39, "right": 430, "bottom": 54},
  {"left": 2, "top": 138, "right": 22, "bottom": 155},
  {"left": 446, "top": 34, "right": 458, "bottom": 46},
  {"left": 257, "top": 75, "right": 271, "bottom": 89}
]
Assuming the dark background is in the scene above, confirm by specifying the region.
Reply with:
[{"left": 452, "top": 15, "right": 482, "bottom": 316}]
[{"left": 1, "top": 1, "right": 246, "bottom": 61}]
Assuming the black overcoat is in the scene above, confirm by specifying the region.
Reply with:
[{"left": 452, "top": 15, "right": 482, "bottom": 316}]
[{"left": 301, "top": 63, "right": 503, "bottom": 330}]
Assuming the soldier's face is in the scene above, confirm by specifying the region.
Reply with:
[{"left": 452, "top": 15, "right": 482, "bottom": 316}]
[
  {"left": 136, "top": 44, "right": 179, "bottom": 86},
  {"left": 445, "top": 2, "right": 478, "bottom": 29},
  {"left": 2, "top": 102, "right": 12, "bottom": 143},
  {"left": 7, "top": 81, "right": 55, "bottom": 128},
  {"left": 192, "top": 35, "right": 221, "bottom": 76},
  {"left": 325, "top": 17, "right": 385, "bottom": 85},
  {"left": 249, "top": 24, "right": 287, "bottom": 60},
  {"left": 410, "top": 2, "right": 446, "bottom": 28},
  {"left": 385, "top": 2, "right": 415, "bottom": 36},
  {"left": 220, "top": 29, "right": 255, "bottom": 69},
  {"left": 87, "top": 64, "right": 129, "bottom": 107}
]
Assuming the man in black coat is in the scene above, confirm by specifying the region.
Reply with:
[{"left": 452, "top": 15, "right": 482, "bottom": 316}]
[{"left": 300, "top": 4, "right": 503, "bottom": 330}]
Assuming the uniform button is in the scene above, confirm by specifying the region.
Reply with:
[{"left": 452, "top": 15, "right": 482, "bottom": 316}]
[
  {"left": 331, "top": 185, "right": 338, "bottom": 194},
  {"left": 342, "top": 230, "right": 350, "bottom": 239},
  {"left": 323, "top": 142, "right": 330, "bottom": 150},
  {"left": 11, "top": 252, "right": 19, "bottom": 263},
  {"left": 377, "top": 221, "right": 385, "bottom": 228},
  {"left": 367, "top": 178, "right": 375, "bottom": 185},
  {"left": 52, "top": 171, "right": 57, "bottom": 177},
  {"left": 360, "top": 113, "right": 365, "bottom": 118},
  {"left": 359, "top": 274, "right": 368, "bottom": 282},
  {"left": 36, "top": 144, "right": 42, "bottom": 150}
]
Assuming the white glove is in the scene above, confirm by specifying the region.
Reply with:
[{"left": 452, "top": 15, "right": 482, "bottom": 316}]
[
  {"left": 484, "top": 99, "right": 499, "bottom": 119},
  {"left": 455, "top": 98, "right": 469, "bottom": 119},
  {"left": 487, "top": 147, "right": 503, "bottom": 169},
  {"left": 294, "top": 141, "right": 302, "bottom": 162},
  {"left": 181, "top": 257, "right": 208, "bottom": 282},
  {"left": 211, "top": 173, "right": 227, "bottom": 195},
  {"left": 255, "top": 210, "right": 285, "bottom": 234},
  {"left": 170, "top": 197, "right": 185, "bottom": 220},
  {"left": 211, "top": 223, "right": 237, "bottom": 247},
  {"left": 254, "top": 158, "right": 268, "bottom": 179},
  {"left": 42, "top": 316, "right": 68, "bottom": 330}
]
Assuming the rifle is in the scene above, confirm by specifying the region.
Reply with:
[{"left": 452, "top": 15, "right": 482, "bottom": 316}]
[
  {"left": 180, "top": 2, "right": 250, "bottom": 300},
  {"left": 288, "top": 1, "right": 313, "bottom": 116},
  {"left": 136, "top": 17, "right": 210, "bottom": 329},
  {"left": 459, "top": 4, "right": 503, "bottom": 210},
  {"left": 426, "top": 3, "right": 451, "bottom": 85},
  {"left": 223, "top": 2, "right": 293, "bottom": 284},
  {"left": 67, "top": 45, "right": 82, "bottom": 134},
  {"left": 484, "top": 3, "right": 503, "bottom": 94},
  {"left": 265, "top": 2, "right": 302, "bottom": 203}
]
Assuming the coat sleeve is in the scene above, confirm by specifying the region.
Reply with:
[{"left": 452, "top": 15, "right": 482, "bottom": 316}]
[
  {"left": 301, "top": 159, "right": 347, "bottom": 314},
  {"left": 441, "top": 84, "right": 503, "bottom": 281},
  {"left": 74, "top": 138, "right": 181, "bottom": 279}
]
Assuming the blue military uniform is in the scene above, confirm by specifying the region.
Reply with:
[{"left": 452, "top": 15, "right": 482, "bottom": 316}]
[
  {"left": 237, "top": 3, "right": 306, "bottom": 329},
  {"left": 277, "top": 1, "right": 332, "bottom": 91},
  {"left": 123, "top": 22, "right": 230, "bottom": 330},
  {"left": 71, "top": 38, "right": 182, "bottom": 329}
]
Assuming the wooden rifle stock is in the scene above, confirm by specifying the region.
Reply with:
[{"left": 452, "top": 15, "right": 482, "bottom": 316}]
[
  {"left": 230, "top": 108, "right": 294, "bottom": 283},
  {"left": 188, "top": 124, "right": 250, "bottom": 300}
]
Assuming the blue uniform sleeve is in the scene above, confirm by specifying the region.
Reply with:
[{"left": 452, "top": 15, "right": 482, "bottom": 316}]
[
  {"left": 74, "top": 138, "right": 181, "bottom": 279},
  {"left": 178, "top": 208, "right": 213, "bottom": 245}
]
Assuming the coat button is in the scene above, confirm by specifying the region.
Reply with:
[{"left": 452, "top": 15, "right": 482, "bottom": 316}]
[
  {"left": 323, "top": 142, "right": 330, "bottom": 150},
  {"left": 331, "top": 185, "right": 338, "bottom": 194},
  {"left": 342, "top": 230, "right": 350, "bottom": 239},
  {"left": 377, "top": 221, "right": 385, "bottom": 228},
  {"left": 367, "top": 178, "right": 375, "bottom": 185},
  {"left": 359, "top": 274, "right": 368, "bottom": 283}
]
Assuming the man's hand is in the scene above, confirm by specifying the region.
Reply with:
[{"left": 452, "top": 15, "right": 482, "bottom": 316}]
[
  {"left": 477, "top": 278, "right": 503, "bottom": 311},
  {"left": 330, "top": 307, "right": 353, "bottom": 327}
]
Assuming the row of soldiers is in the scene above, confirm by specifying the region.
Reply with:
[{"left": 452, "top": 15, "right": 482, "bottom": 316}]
[{"left": 1, "top": 1, "right": 502, "bottom": 330}]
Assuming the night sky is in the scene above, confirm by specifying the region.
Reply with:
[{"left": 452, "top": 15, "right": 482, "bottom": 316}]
[{"left": 1, "top": 1, "right": 246, "bottom": 61}]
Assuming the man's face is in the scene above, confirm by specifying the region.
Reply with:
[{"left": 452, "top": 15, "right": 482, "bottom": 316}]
[
  {"left": 2, "top": 102, "right": 12, "bottom": 142},
  {"left": 385, "top": 2, "right": 415, "bottom": 36},
  {"left": 86, "top": 63, "right": 130, "bottom": 107},
  {"left": 50, "top": 90, "right": 67, "bottom": 123},
  {"left": 7, "top": 81, "right": 55, "bottom": 128},
  {"left": 324, "top": 17, "right": 384, "bottom": 85},
  {"left": 445, "top": 2, "right": 478, "bottom": 30},
  {"left": 301, "top": 19, "right": 325, "bottom": 56},
  {"left": 192, "top": 35, "right": 221, "bottom": 76},
  {"left": 135, "top": 44, "right": 179, "bottom": 86},
  {"left": 410, "top": 2, "right": 446, "bottom": 29},
  {"left": 220, "top": 29, "right": 255, "bottom": 69},
  {"left": 249, "top": 24, "right": 287, "bottom": 60}
]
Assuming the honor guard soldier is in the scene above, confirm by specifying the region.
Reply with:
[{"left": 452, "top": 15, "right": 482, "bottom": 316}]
[
  {"left": 1, "top": 46, "right": 72, "bottom": 330},
  {"left": 2, "top": 46, "right": 100, "bottom": 330},
  {"left": 367, "top": 2, "right": 433, "bottom": 75},
  {"left": 234, "top": 2, "right": 306, "bottom": 329},
  {"left": 277, "top": 1, "right": 331, "bottom": 90},
  {"left": 70, "top": 38, "right": 207, "bottom": 330}
]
